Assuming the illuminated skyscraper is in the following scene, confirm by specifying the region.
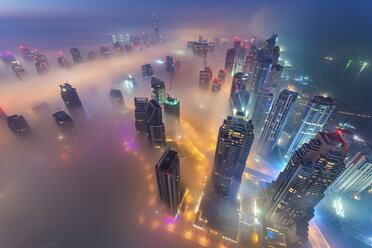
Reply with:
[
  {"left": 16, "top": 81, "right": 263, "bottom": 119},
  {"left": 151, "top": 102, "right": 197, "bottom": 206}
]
[
  {"left": 262, "top": 132, "right": 347, "bottom": 246},
  {"left": 99, "top": 45, "right": 110, "bottom": 58},
  {"left": 211, "top": 78, "right": 222, "bottom": 93},
  {"left": 266, "top": 64, "right": 283, "bottom": 94},
  {"left": 112, "top": 41, "right": 124, "bottom": 54},
  {"left": 192, "top": 42, "right": 208, "bottom": 58},
  {"left": 141, "top": 64, "right": 154, "bottom": 78},
  {"left": 134, "top": 97, "right": 149, "bottom": 133},
  {"left": 11, "top": 62, "right": 27, "bottom": 80},
  {"left": 57, "top": 55, "right": 70, "bottom": 68},
  {"left": 146, "top": 100, "right": 166, "bottom": 148},
  {"left": 109, "top": 89, "right": 125, "bottom": 112},
  {"left": 155, "top": 147, "right": 181, "bottom": 215},
  {"left": 34, "top": 54, "right": 49, "bottom": 74},
  {"left": 217, "top": 68, "right": 227, "bottom": 83},
  {"left": 224, "top": 48, "right": 235, "bottom": 73},
  {"left": 60, "top": 83, "right": 86, "bottom": 119},
  {"left": 249, "top": 51, "right": 272, "bottom": 96},
  {"left": 164, "top": 96, "right": 180, "bottom": 138},
  {"left": 229, "top": 72, "right": 249, "bottom": 112},
  {"left": 211, "top": 111, "right": 254, "bottom": 201},
  {"left": 151, "top": 77, "right": 166, "bottom": 105},
  {"left": 251, "top": 86, "right": 274, "bottom": 133},
  {"left": 257, "top": 89, "right": 298, "bottom": 156},
  {"left": 243, "top": 45, "right": 258, "bottom": 82},
  {"left": 53, "top": 111, "right": 75, "bottom": 134},
  {"left": 70, "top": 48, "right": 83, "bottom": 63},
  {"left": 6, "top": 115, "right": 32, "bottom": 138},
  {"left": 332, "top": 150, "right": 372, "bottom": 196},
  {"left": 284, "top": 96, "right": 335, "bottom": 161},
  {"left": 199, "top": 70, "right": 210, "bottom": 89},
  {"left": 19, "top": 46, "right": 34, "bottom": 63}
]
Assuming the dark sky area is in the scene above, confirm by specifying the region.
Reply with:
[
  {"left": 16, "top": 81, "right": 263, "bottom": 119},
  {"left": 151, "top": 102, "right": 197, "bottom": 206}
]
[{"left": 1, "top": 0, "right": 372, "bottom": 110}]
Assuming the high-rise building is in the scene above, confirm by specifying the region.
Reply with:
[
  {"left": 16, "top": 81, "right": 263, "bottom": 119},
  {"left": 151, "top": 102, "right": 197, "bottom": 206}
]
[
  {"left": 164, "top": 96, "right": 180, "bottom": 138},
  {"left": 19, "top": 46, "right": 34, "bottom": 63},
  {"left": 6, "top": 115, "right": 32, "bottom": 138},
  {"left": 284, "top": 96, "right": 335, "bottom": 161},
  {"left": 262, "top": 132, "right": 348, "bottom": 246},
  {"left": 209, "top": 110, "right": 254, "bottom": 201},
  {"left": 208, "top": 42, "right": 215, "bottom": 53},
  {"left": 99, "top": 45, "right": 110, "bottom": 58},
  {"left": 192, "top": 42, "right": 208, "bottom": 58},
  {"left": 229, "top": 72, "right": 249, "bottom": 112},
  {"left": 204, "top": 66, "right": 213, "bottom": 79},
  {"left": 155, "top": 147, "right": 181, "bottom": 215},
  {"left": 199, "top": 70, "right": 210, "bottom": 89},
  {"left": 34, "top": 54, "right": 49, "bottom": 74},
  {"left": 243, "top": 45, "right": 258, "bottom": 82},
  {"left": 123, "top": 75, "right": 137, "bottom": 90},
  {"left": 211, "top": 78, "right": 222, "bottom": 93},
  {"left": 53, "top": 111, "right": 75, "bottom": 134},
  {"left": 217, "top": 68, "right": 227, "bottom": 83},
  {"left": 141, "top": 64, "right": 154, "bottom": 78},
  {"left": 153, "top": 14, "right": 161, "bottom": 43},
  {"left": 60, "top": 83, "right": 86, "bottom": 119},
  {"left": 165, "top": 56, "right": 175, "bottom": 74},
  {"left": 257, "top": 89, "right": 298, "bottom": 156},
  {"left": 332, "top": 151, "right": 372, "bottom": 196},
  {"left": 224, "top": 48, "right": 235, "bottom": 73},
  {"left": 88, "top": 52, "right": 96, "bottom": 61},
  {"left": 112, "top": 41, "right": 124, "bottom": 54},
  {"left": 134, "top": 97, "right": 149, "bottom": 133},
  {"left": 11, "top": 62, "right": 27, "bottom": 80},
  {"left": 146, "top": 100, "right": 166, "bottom": 148},
  {"left": 232, "top": 38, "right": 246, "bottom": 74},
  {"left": 109, "top": 89, "right": 125, "bottom": 112},
  {"left": 57, "top": 55, "right": 70, "bottom": 68},
  {"left": 70, "top": 48, "right": 83, "bottom": 63},
  {"left": 151, "top": 77, "right": 166, "bottom": 105},
  {"left": 266, "top": 64, "right": 283, "bottom": 96},
  {"left": 0, "top": 52, "right": 16, "bottom": 65},
  {"left": 251, "top": 86, "right": 274, "bottom": 133},
  {"left": 249, "top": 51, "right": 272, "bottom": 96}
]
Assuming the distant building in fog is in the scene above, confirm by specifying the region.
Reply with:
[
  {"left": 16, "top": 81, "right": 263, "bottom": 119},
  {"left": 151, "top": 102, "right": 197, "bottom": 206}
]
[
  {"left": 6, "top": 115, "right": 32, "bottom": 138},
  {"left": 71, "top": 48, "right": 83, "bottom": 63},
  {"left": 134, "top": 97, "right": 149, "bottom": 133},
  {"left": 60, "top": 83, "right": 86, "bottom": 119},
  {"left": 53, "top": 111, "right": 75, "bottom": 134}
]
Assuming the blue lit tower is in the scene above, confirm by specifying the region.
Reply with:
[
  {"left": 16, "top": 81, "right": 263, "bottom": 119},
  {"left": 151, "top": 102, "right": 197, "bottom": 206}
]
[
  {"left": 211, "top": 111, "right": 254, "bottom": 201},
  {"left": 257, "top": 89, "right": 298, "bottom": 156},
  {"left": 284, "top": 95, "right": 335, "bottom": 161},
  {"left": 229, "top": 72, "right": 249, "bottom": 113},
  {"left": 251, "top": 86, "right": 274, "bottom": 134},
  {"left": 262, "top": 131, "right": 347, "bottom": 246}
]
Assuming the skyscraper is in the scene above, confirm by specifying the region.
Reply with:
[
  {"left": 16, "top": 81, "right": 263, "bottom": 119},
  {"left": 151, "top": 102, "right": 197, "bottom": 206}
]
[
  {"left": 257, "top": 89, "right": 298, "bottom": 156},
  {"left": 53, "top": 111, "right": 75, "bottom": 134},
  {"left": 60, "top": 83, "right": 86, "bottom": 119},
  {"left": 332, "top": 150, "right": 372, "bottom": 196},
  {"left": 262, "top": 132, "right": 348, "bottom": 246},
  {"left": 19, "top": 46, "right": 34, "bottom": 63},
  {"left": 6, "top": 115, "right": 32, "bottom": 138},
  {"left": 249, "top": 50, "right": 272, "bottom": 96},
  {"left": 284, "top": 95, "right": 335, "bottom": 161},
  {"left": 34, "top": 54, "right": 49, "bottom": 74},
  {"left": 153, "top": 14, "right": 161, "bottom": 43},
  {"left": 251, "top": 86, "right": 274, "bottom": 133},
  {"left": 88, "top": 52, "right": 96, "bottom": 61},
  {"left": 109, "top": 89, "right": 125, "bottom": 112},
  {"left": 155, "top": 147, "right": 180, "bottom": 215},
  {"left": 151, "top": 77, "right": 166, "bottom": 105},
  {"left": 229, "top": 72, "right": 249, "bottom": 112},
  {"left": 217, "top": 68, "right": 227, "bottom": 83},
  {"left": 146, "top": 100, "right": 166, "bottom": 148},
  {"left": 199, "top": 70, "right": 210, "bottom": 89},
  {"left": 99, "top": 45, "right": 110, "bottom": 58},
  {"left": 211, "top": 78, "right": 222, "bottom": 93},
  {"left": 211, "top": 111, "right": 254, "bottom": 201},
  {"left": 141, "top": 64, "right": 154, "bottom": 78},
  {"left": 11, "top": 62, "right": 27, "bottom": 80},
  {"left": 134, "top": 97, "right": 149, "bottom": 133},
  {"left": 192, "top": 42, "right": 208, "bottom": 58},
  {"left": 70, "top": 48, "right": 83, "bottom": 63},
  {"left": 57, "top": 55, "right": 70, "bottom": 68},
  {"left": 165, "top": 56, "right": 175, "bottom": 74},
  {"left": 266, "top": 64, "right": 283, "bottom": 96},
  {"left": 224, "top": 48, "right": 235, "bottom": 73},
  {"left": 164, "top": 96, "right": 180, "bottom": 138}
]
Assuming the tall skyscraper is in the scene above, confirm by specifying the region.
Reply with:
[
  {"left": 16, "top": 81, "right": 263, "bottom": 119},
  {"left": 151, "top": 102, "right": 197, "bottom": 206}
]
[
  {"left": 211, "top": 111, "right": 254, "bottom": 201},
  {"left": 34, "top": 54, "right": 49, "bottom": 74},
  {"left": 199, "top": 70, "right": 210, "bottom": 89},
  {"left": 57, "top": 55, "right": 71, "bottom": 68},
  {"left": 19, "top": 46, "right": 34, "bottom": 63},
  {"left": 257, "top": 89, "right": 298, "bottom": 156},
  {"left": 99, "top": 45, "right": 110, "bottom": 58},
  {"left": 11, "top": 62, "right": 27, "bottom": 80},
  {"left": 165, "top": 56, "right": 175, "bottom": 74},
  {"left": 153, "top": 14, "right": 161, "bottom": 43},
  {"left": 251, "top": 86, "right": 274, "bottom": 133},
  {"left": 242, "top": 45, "right": 258, "bottom": 82},
  {"left": 192, "top": 42, "right": 208, "bottom": 58},
  {"left": 146, "top": 100, "right": 166, "bottom": 148},
  {"left": 6, "top": 115, "right": 32, "bottom": 138},
  {"left": 134, "top": 97, "right": 149, "bottom": 133},
  {"left": 164, "top": 96, "right": 180, "bottom": 138},
  {"left": 211, "top": 78, "right": 222, "bottom": 93},
  {"left": 262, "top": 132, "right": 348, "bottom": 246},
  {"left": 217, "top": 68, "right": 227, "bottom": 83},
  {"left": 141, "top": 64, "right": 154, "bottom": 78},
  {"left": 109, "top": 89, "right": 125, "bottom": 112},
  {"left": 53, "top": 111, "right": 75, "bottom": 134},
  {"left": 224, "top": 48, "right": 235, "bottom": 74},
  {"left": 284, "top": 96, "right": 335, "bottom": 161},
  {"left": 229, "top": 72, "right": 249, "bottom": 112},
  {"left": 88, "top": 52, "right": 96, "bottom": 61},
  {"left": 155, "top": 147, "right": 181, "bottom": 215},
  {"left": 151, "top": 77, "right": 166, "bottom": 105},
  {"left": 60, "top": 83, "right": 86, "bottom": 119},
  {"left": 249, "top": 51, "right": 272, "bottom": 96},
  {"left": 70, "top": 48, "right": 83, "bottom": 63},
  {"left": 266, "top": 64, "right": 283, "bottom": 96},
  {"left": 332, "top": 150, "right": 372, "bottom": 196}
]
